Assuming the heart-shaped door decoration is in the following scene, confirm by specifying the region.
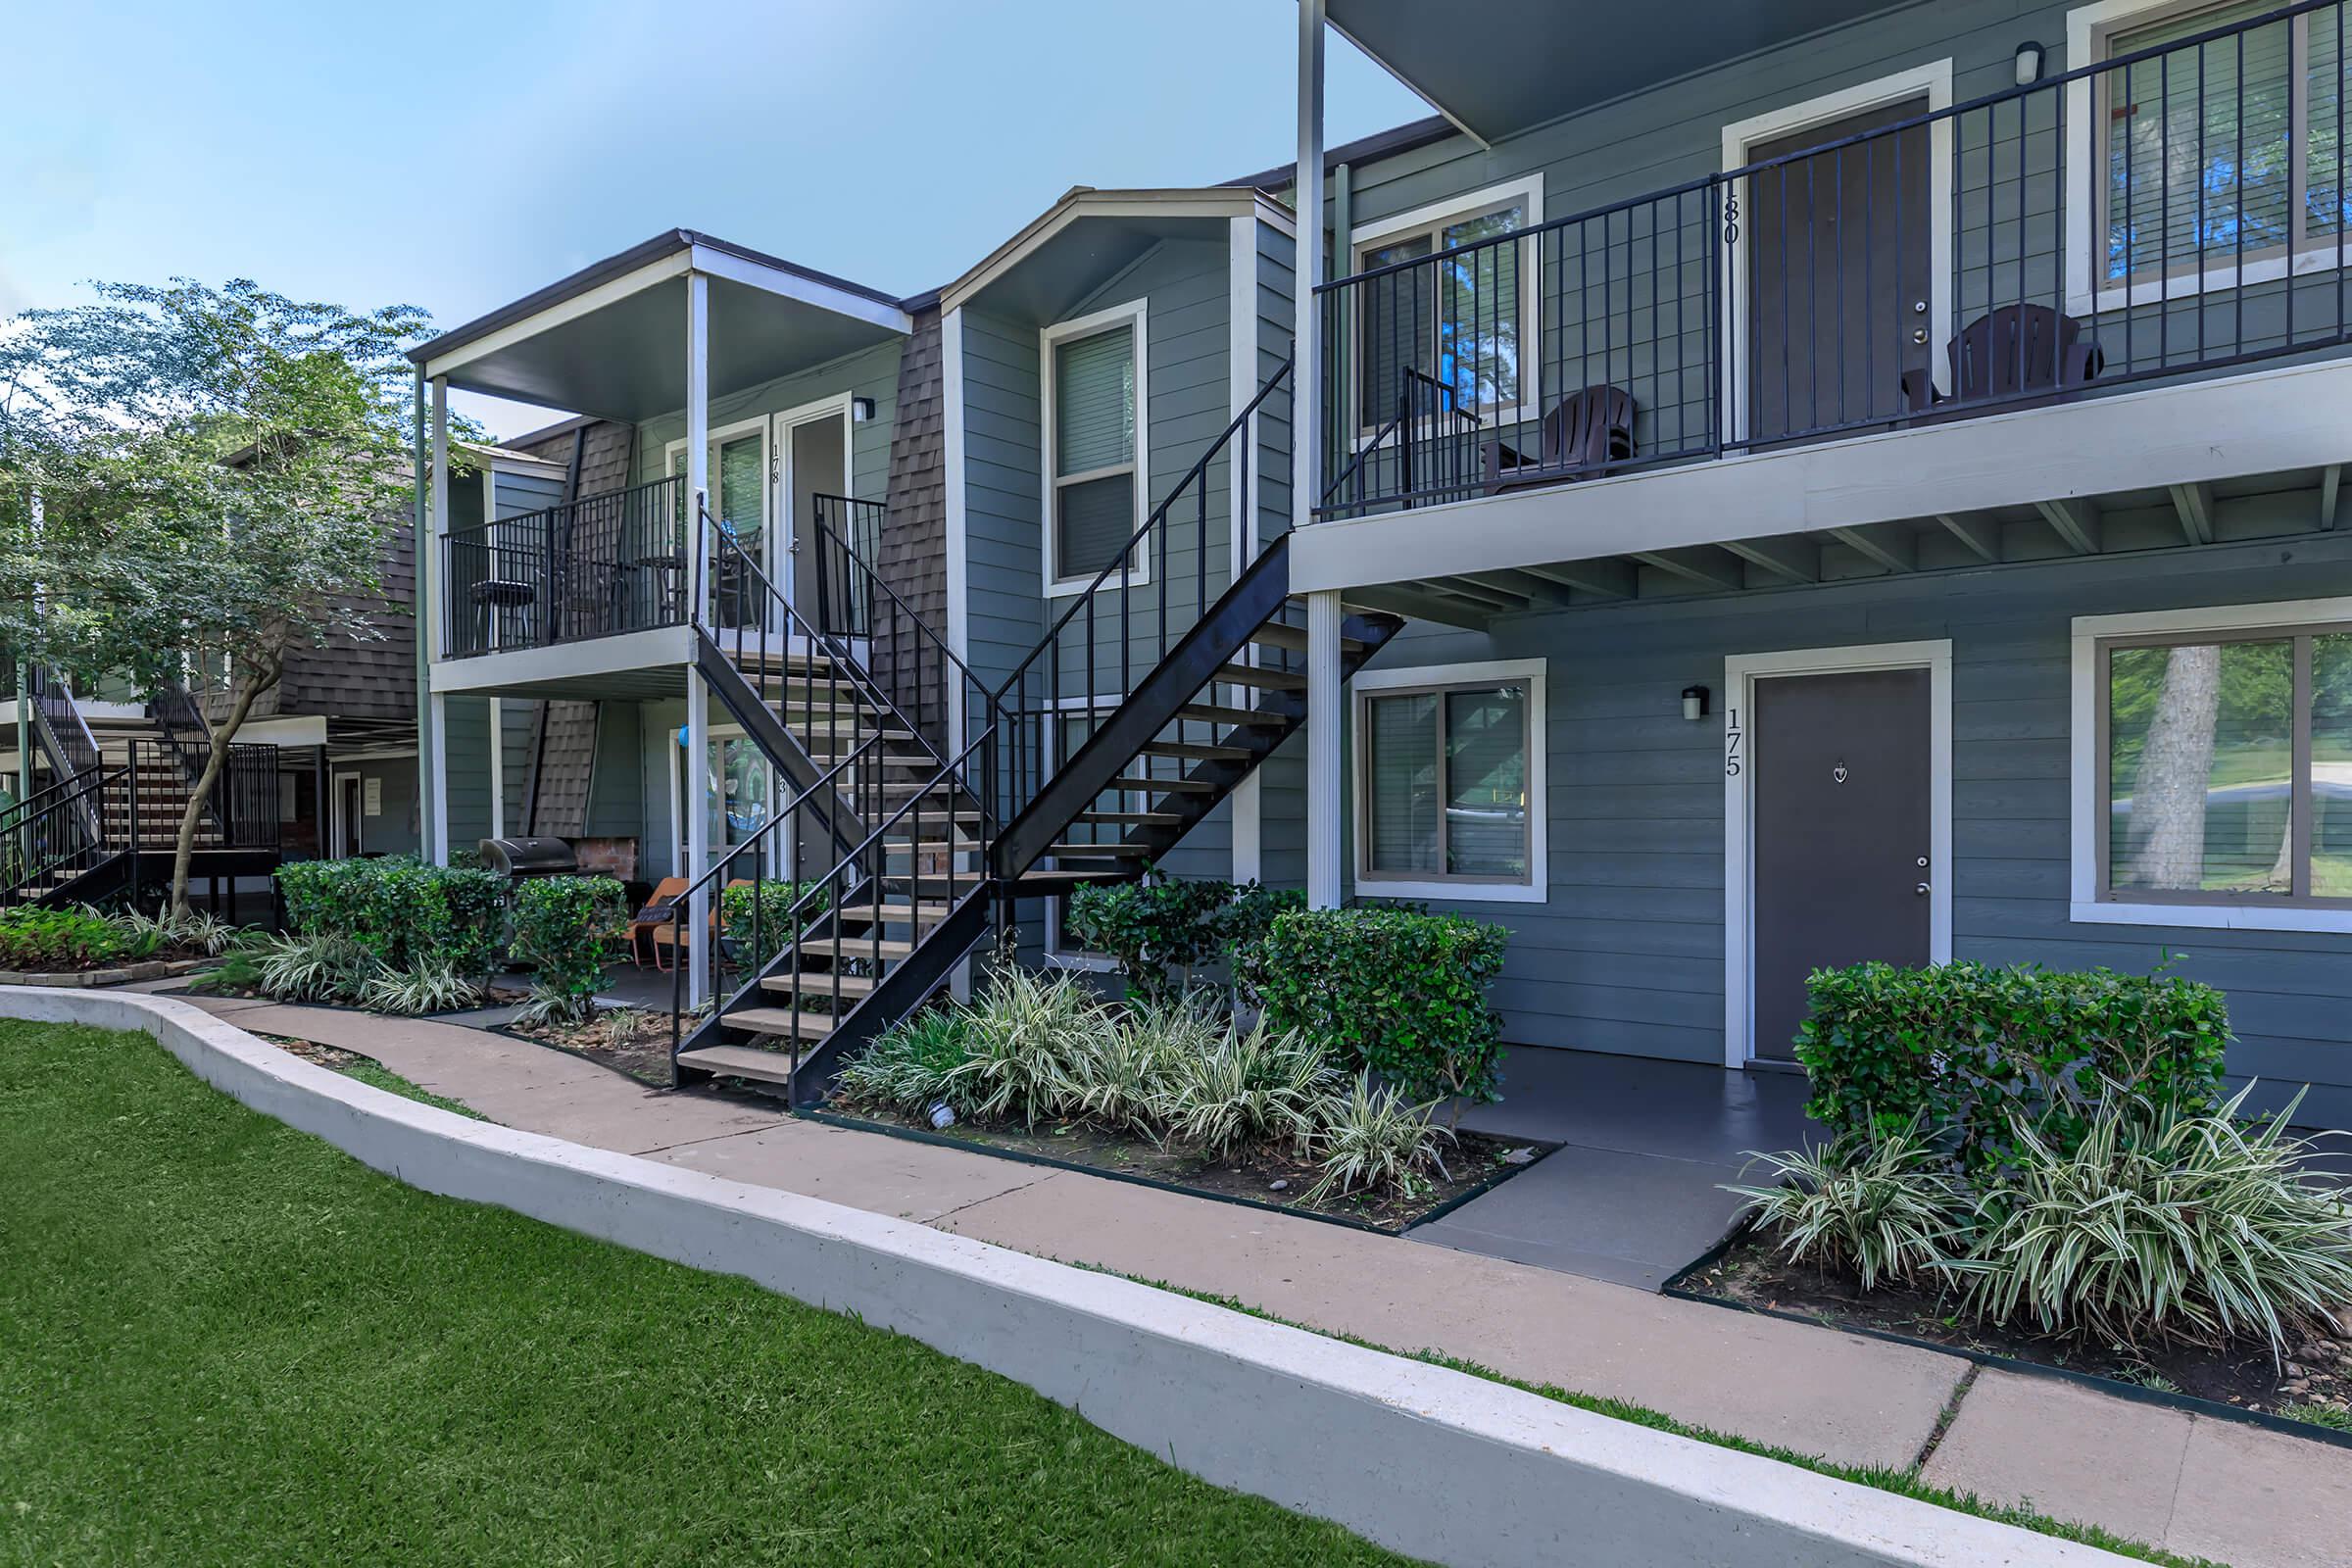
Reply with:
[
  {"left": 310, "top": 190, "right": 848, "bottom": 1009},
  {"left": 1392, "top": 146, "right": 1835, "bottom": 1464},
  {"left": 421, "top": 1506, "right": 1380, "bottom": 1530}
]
[{"left": 1833, "top": 765, "right": 1849, "bottom": 784}]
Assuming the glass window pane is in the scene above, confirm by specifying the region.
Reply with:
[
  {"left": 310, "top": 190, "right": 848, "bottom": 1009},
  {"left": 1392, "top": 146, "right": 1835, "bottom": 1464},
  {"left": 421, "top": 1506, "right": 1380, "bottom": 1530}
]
[
  {"left": 2105, "top": 5, "right": 2294, "bottom": 281},
  {"left": 1054, "top": 326, "right": 1136, "bottom": 476},
  {"left": 1444, "top": 684, "right": 1530, "bottom": 879},
  {"left": 2310, "top": 9, "right": 2351, "bottom": 239},
  {"left": 2314, "top": 633, "right": 2352, "bottom": 895},
  {"left": 1366, "top": 691, "right": 1441, "bottom": 874},
  {"left": 1054, "top": 471, "right": 1136, "bottom": 581},
  {"left": 2107, "top": 639, "right": 2293, "bottom": 895},
  {"left": 1356, "top": 233, "right": 1435, "bottom": 427},
  {"left": 1439, "top": 205, "right": 1525, "bottom": 412}
]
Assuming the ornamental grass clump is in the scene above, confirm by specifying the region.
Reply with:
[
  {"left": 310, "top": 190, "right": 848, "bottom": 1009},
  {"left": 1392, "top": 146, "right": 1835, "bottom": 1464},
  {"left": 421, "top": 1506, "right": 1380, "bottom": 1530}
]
[
  {"left": 1723, "top": 1125, "right": 1974, "bottom": 1292},
  {"left": 1150, "top": 1018, "right": 1337, "bottom": 1158},
  {"left": 836, "top": 1008, "right": 977, "bottom": 1116},
  {"left": 359, "top": 959, "right": 479, "bottom": 1017},
  {"left": 1954, "top": 1089, "right": 2352, "bottom": 1355},
  {"left": 1065, "top": 997, "right": 1223, "bottom": 1137},
  {"left": 945, "top": 969, "right": 1113, "bottom": 1128},
  {"left": 1303, "top": 1076, "right": 1455, "bottom": 1204}
]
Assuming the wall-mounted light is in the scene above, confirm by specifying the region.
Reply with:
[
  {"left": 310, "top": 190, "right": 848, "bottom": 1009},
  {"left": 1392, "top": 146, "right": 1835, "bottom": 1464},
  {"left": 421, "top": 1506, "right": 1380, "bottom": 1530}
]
[
  {"left": 2014, "top": 39, "right": 2044, "bottom": 85},
  {"left": 1682, "top": 685, "right": 1711, "bottom": 722},
  {"left": 852, "top": 396, "right": 878, "bottom": 422}
]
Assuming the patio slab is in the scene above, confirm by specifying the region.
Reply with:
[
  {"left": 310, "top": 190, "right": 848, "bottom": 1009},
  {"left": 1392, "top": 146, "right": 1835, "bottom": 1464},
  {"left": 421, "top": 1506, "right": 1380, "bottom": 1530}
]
[{"left": 1411, "top": 1144, "right": 1753, "bottom": 1290}]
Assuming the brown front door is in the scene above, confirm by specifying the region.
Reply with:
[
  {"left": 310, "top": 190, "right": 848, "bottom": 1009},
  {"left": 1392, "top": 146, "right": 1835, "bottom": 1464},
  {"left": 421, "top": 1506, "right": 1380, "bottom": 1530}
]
[
  {"left": 1746, "top": 98, "right": 1933, "bottom": 444},
  {"left": 1749, "top": 667, "right": 1933, "bottom": 1062}
]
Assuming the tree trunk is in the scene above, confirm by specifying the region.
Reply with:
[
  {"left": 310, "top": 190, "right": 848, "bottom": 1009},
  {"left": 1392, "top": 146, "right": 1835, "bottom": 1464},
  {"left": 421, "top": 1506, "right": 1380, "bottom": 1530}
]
[
  {"left": 169, "top": 668, "right": 271, "bottom": 916},
  {"left": 2131, "top": 644, "right": 2222, "bottom": 890}
]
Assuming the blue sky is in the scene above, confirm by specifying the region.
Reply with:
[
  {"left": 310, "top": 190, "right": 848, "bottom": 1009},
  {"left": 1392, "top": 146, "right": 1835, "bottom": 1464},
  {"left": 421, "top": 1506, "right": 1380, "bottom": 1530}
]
[{"left": 3, "top": 0, "right": 1425, "bottom": 437}]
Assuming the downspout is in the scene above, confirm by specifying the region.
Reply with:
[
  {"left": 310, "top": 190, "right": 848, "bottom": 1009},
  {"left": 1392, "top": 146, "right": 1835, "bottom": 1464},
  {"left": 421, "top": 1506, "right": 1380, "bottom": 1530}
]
[{"left": 412, "top": 368, "right": 433, "bottom": 862}]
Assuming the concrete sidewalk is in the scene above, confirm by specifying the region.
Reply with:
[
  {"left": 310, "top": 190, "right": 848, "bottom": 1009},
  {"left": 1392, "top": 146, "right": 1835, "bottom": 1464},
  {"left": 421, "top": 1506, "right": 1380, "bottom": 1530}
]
[{"left": 172, "top": 994, "right": 2351, "bottom": 1568}]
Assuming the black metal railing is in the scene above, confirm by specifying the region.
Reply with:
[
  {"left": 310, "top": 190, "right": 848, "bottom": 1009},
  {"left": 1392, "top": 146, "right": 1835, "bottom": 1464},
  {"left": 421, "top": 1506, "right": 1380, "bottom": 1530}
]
[
  {"left": 0, "top": 764, "right": 117, "bottom": 902},
  {"left": 444, "top": 474, "right": 688, "bottom": 657},
  {"left": 1315, "top": 0, "right": 2352, "bottom": 516},
  {"left": 106, "top": 741, "right": 279, "bottom": 854},
  {"left": 990, "top": 360, "right": 1293, "bottom": 837},
  {"left": 807, "top": 494, "right": 885, "bottom": 639},
  {"left": 25, "top": 666, "right": 104, "bottom": 844}
]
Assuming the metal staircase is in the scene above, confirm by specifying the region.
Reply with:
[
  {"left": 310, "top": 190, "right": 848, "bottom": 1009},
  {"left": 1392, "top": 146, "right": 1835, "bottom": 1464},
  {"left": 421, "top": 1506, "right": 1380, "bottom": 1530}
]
[
  {"left": 1, "top": 670, "right": 280, "bottom": 908},
  {"left": 665, "top": 361, "right": 1406, "bottom": 1104}
]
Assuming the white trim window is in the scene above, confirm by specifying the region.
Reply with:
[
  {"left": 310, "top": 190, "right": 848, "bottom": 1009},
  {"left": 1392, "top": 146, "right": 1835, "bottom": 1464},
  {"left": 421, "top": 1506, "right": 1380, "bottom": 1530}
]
[
  {"left": 2071, "top": 599, "right": 2352, "bottom": 931},
  {"left": 2067, "top": 0, "right": 2352, "bottom": 313},
  {"left": 1347, "top": 175, "right": 1544, "bottom": 434},
  {"left": 1041, "top": 300, "right": 1149, "bottom": 595},
  {"left": 1350, "top": 658, "right": 1546, "bottom": 904}
]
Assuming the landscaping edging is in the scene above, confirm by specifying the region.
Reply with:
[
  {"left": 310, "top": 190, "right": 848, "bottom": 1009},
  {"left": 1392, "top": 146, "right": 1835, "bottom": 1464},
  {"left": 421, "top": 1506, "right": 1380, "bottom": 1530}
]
[
  {"left": 0, "top": 956, "right": 207, "bottom": 988},
  {"left": 0, "top": 988, "right": 2136, "bottom": 1568}
]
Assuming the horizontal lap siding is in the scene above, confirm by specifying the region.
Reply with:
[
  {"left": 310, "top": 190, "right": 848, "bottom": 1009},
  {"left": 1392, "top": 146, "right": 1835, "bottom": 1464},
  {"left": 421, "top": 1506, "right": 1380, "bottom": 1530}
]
[
  {"left": 630, "top": 342, "right": 901, "bottom": 501},
  {"left": 1348, "top": 538, "right": 2352, "bottom": 1125}
]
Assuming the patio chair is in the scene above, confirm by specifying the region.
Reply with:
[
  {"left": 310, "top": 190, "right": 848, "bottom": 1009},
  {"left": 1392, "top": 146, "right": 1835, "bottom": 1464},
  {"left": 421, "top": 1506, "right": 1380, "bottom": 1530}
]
[
  {"left": 627, "top": 876, "right": 689, "bottom": 968},
  {"left": 1482, "top": 385, "right": 1637, "bottom": 496},
  {"left": 1900, "top": 304, "right": 2104, "bottom": 413},
  {"left": 645, "top": 879, "right": 755, "bottom": 974}
]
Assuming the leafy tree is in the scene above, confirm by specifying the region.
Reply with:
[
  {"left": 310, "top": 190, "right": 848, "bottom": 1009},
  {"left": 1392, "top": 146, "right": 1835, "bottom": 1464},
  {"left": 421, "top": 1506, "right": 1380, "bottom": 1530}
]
[{"left": 0, "top": 278, "right": 457, "bottom": 911}]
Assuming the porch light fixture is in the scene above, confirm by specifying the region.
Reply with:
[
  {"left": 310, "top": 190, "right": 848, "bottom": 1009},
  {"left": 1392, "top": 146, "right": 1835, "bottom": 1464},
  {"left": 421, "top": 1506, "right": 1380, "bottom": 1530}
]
[
  {"left": 1682, "top": 685, "right": 1710, "bottom": 721},
  {"left": 852, "top": 396, "right": 877, "bottom": 422},
  {"left": 2014, "top": 40, "right": 2044, "bottom": 85}
]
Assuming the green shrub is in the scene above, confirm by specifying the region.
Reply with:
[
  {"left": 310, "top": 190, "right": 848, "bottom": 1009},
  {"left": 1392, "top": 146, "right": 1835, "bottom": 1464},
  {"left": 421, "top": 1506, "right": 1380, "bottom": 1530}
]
[
  {"left": 253, "top": 933, "right": 384, "bottom": 1003},
  {"left": 360, "top": 959, "right": 480, "bottom": 1016},
  {"left": 1243, "top": 906, "right": 1508, "bottom": 1116},
  {"left": 1064, "top": 875, "right": 1304, "bottom": 1002},
  {"left": 1954, "top": 1089, "right": 2352, "bottom": 1353},
  {"left": 276, "top": 858, "right": 506, "bottom": 978},
  {"left": 1795, "top": 960, "right": 2230, "bottom": 1169},
  {"left": 719, "top": 881, "right": 829, "bottom": 972},
  {"left": 510, "top": 875, "right": 626, "bottom": 1023},
  {"left": 1723, "top": 1127, "right": 1975, "bottom": 1292},
  {"left": 0, "top": 906, "right": 154, "bottom": 969},
  {"left": 837, "top": 1009, "right": 977, "bottom": 1115}
]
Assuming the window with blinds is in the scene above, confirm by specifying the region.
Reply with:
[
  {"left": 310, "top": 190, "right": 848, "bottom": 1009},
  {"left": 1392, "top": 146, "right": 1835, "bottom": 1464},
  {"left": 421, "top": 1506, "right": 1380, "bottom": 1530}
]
[
  {"left": 1050, "top": 320, "right": 1140, "bottom": 585},
  {"left": 1360, "top": 678, "right": 1535, "bottom": 887},
  {"left": 2101, "top": 0, "right": 2352, "bottom": 282},
  {"left": 1351, "top": 193, "right": 1531, "bottom": 429}
]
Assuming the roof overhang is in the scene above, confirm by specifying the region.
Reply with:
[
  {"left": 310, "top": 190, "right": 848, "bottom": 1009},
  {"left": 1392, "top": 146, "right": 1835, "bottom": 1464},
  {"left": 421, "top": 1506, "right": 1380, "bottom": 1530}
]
[
  {"left": 942, "top": 188, "right": 1295, "bottom": 320},
  {"left": 1323, "top": 0, "right": 1921, "bottom": 146},
  {"left": 412, "top": 231, "right": 912, "bottom": 422}
]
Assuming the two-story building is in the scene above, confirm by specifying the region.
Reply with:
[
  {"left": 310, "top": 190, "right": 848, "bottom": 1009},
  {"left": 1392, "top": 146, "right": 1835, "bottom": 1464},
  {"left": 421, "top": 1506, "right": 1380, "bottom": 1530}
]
[{"left": 404, "top": 0, "right": 2352, "bottom": 1131}]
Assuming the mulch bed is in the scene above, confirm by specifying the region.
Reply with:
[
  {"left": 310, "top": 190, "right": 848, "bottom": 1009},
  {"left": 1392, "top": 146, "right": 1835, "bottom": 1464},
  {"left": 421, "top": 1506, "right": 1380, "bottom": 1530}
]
[
  {"left": 496, "top": 1001, "right": 677, "bottom": 1088},
  {"left": 834, "top": 1102, "right": 1549, "bottom": 1232},
  {"left": 1683, "top": 1229, "right": 2352, "bottom": 1428}
]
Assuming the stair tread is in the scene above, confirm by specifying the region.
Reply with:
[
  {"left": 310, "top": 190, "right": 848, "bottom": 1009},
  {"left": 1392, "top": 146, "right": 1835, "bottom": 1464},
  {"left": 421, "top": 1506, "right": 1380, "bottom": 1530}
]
[
  {"left": 674, "top": 1044, "right": 799, "bottom": 1084},
  {"left": 1176, "top": 702, "right": 1284, "bottom": 727},
  {"left": 1141, "top": 740, "right": 1250, "bottom": 761},
  {"left": 1077, "top": 810, "right": 1183, "bottom": 825},
  {"left": 1250, "top": 621, "right": 1366, "bottom": 655},
  {"left": 1049, "top": 842, "right": 1153, "bottom": 857},
  {"left": 727, "top": 1006, "right": 840, "bottom": 1040},
  {"left": 1008, "top": 868, "right": 1129, "bottom": 894},
  {"left": 1108, "top": 773, "right": 1215, "bottom": 794},
  {"left": 1214, "top": 662, "right": 1306, "bottom": 691},
  {"left": 761, "top": 970, "right": 880, "bottom": 998},
  {"left": 835, "top": 901, "right": 953, "bottom": 923}
]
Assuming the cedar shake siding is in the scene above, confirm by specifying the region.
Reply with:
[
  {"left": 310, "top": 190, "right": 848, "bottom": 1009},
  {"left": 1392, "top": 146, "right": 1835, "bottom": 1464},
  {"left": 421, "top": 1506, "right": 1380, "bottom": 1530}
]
[
  {"left": 222, "top": 512, "right": 417, "bottom": 728},
  {"left": 878, "top": 306, "right": 949, "bottom": 740}
]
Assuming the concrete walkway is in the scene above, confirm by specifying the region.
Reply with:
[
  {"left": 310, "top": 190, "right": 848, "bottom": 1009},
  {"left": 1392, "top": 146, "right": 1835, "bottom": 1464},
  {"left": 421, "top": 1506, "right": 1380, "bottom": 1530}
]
[{"left": 169, "top": 994, "right": 2351, "bottom": 1568}]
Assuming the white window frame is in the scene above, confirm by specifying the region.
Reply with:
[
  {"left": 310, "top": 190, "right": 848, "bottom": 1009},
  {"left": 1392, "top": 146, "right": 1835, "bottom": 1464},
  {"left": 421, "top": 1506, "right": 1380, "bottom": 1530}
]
[
  {"left": 1040, "top": 299, "right": 1150, "bottom": 598},
  {"left": 1041, "top": 693, "right": 1133, "bottom": 969},
  {"left": 1349, "top": 656, "right": 1547, "bottom": 905},
  {"left": 2064, "top": 0, "right": 2350, "bottom": 317},
  {"left": 2070, "top": 596, "right": 2352, "bottom": 932},
  {"left": 1347, "top": 174, "right": 1544, "bottom": 443},
  {"left": 1721, "top": 60, "right": 1956, "bottom": 443}
]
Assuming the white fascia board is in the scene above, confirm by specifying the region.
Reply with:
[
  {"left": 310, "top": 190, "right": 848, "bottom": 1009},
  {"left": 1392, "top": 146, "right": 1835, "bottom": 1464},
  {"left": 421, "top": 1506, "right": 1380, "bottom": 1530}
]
[
  {"left": 234, "top": 714, "right": 331, "bottom": 748},
  {"left": 428, "top": 626, "right": 695, "bottom": 695},
  {"left": 424, "top": 249, "right": 693, "bottom": 382},
  {"left": 1290, "top": 357, "right": 2352, "bottom": 594},
  {"left": 942, "top": 189, "right": 1289, "bottom": 315},
  {"left": 686, "top": 243, "right": 911, "bottom": 336}
]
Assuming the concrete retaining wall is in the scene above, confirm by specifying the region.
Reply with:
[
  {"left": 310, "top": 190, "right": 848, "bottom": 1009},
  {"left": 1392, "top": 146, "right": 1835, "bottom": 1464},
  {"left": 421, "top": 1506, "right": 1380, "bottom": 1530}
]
[{"left": 1, "top": 988, "right": 2132, "bottom": 1568}]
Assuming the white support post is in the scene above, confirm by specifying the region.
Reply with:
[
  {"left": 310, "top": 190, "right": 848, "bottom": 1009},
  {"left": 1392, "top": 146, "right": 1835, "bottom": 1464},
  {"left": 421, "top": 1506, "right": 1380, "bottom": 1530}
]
[
  {"left": 1229, "top": 212, "right": 1263, "bottom": 886},
  {"left": 487, "top": 700, "right": 505, "bottom": 842},
  {"left": 1293, "top": 0, "right": 1326, "bottom": 525},
  {"left": 1306, "top": 588, "right": 1343, "bottom": 909},
  {"left": 426, "top": 378, "right": 452, "bottom": 866},
  {"left": 684, "top": 270, "right": 710, "bottom": 625},
  {"left": 685, "top": 672, "right": 711, "bottom": 1009}
]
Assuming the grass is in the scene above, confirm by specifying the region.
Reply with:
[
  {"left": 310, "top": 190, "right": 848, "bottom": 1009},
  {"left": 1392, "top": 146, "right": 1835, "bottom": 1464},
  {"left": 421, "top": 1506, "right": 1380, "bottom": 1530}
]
[
  {"left": 335, "top": 1055, "right": 485, "bottom": 1120},
  {"left": 2283, "top": 1400, "right": 2352, "bottom": 1433},
  {"left": 1092, "top": 1269, "right": 2230, "bottom": 1568},
  {"left": 0, "top": 1020, "right": 1413, "bottom": 1567}
]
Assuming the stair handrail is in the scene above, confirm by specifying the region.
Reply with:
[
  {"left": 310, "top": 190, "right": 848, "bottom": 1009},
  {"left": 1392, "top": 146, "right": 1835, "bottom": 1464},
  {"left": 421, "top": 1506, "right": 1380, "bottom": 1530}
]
[
  {"left": 24, "top": 665, "right": 105, "bottom": 845},
  {"left": 986, "top": 357, "right": 1293, "bottom": 834},
  {"left": 0, "top": 761, "right": 124, "bottom": 904},
  {"left": 666, "top": 722, "right": 995, "bottom": 1065},
  {"left": 696, "top": 503, "right": 989, "bottom": 823}
]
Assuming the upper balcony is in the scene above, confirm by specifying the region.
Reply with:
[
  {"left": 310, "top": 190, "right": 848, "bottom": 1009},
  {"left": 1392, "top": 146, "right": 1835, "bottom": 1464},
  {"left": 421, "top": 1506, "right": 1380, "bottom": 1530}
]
[{"left": 1309, "top": 0, "right": 2352, "bottom": 524}]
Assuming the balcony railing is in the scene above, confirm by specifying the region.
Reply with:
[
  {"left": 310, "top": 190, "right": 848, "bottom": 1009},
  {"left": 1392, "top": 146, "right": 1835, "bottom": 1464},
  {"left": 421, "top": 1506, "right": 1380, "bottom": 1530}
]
[
  {"left": 444, "top": 475, "right": 687, "bottom": 657},
  {"left": 1316, "top": 0, "right": 2352, "bottom": 518}
]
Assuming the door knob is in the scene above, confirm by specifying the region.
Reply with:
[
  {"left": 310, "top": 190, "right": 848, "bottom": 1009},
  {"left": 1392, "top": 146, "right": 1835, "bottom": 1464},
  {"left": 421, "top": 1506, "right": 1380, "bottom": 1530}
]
[
  {"left": 1911, "top": 328, "right": 1929, "bottom": 344},
  {"left": 1915, "top": 882, "right": 1931, "bottom": 896}
]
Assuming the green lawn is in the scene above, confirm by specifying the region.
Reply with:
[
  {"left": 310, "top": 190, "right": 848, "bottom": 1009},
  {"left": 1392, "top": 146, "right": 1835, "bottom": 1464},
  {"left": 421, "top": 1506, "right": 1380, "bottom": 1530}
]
[{"left": 0, "top": 1021, "right": 1410, "bottom": 1566}]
